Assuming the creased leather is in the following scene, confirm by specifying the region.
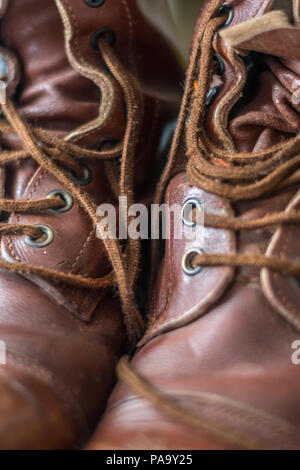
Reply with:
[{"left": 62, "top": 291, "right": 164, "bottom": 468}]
[
  {"left": 88, "top": 0, "right": 300, "bottom": 450},
  {"left": 140, "top": 172, "right": 236, "bottom": 345},
  {"left": 0, "top": 0, "right": 183, "bottom": 449}
]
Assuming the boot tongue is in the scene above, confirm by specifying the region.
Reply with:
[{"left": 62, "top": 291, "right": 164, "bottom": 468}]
[
  {"left": 1, "top": 0, "right": 99, "bottom": 133},
  {"left": 220, "top": 5, "right": 300, "bottom": 152}
]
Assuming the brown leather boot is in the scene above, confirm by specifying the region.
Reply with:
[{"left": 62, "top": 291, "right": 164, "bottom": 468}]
[
  {"left": 0, "top": 0, "right": 183, "bottom": 449},
  {"left": 87, "top": 0, "right": 300, "bottom": 450}
]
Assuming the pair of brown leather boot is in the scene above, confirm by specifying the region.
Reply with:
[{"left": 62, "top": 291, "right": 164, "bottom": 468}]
[{"left": 0, "top": 0, "right": 300, "bottom": 450}]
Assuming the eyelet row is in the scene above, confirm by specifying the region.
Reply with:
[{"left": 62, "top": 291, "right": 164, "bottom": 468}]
[
  {"left": 83, "top": 0, "right": 115, "bottom": 48},
  {"left": 85, "top": 0, "right": 117, "bottom": 51},
  {"left": 181, "top": 198, "right": 204, "bottom": 276},
  {"left": 190, "top": 5, "right": 235, "bottom": 267},
  {"left": 25, "top": 163, "right": 93, "bottom": 249},
  {"left": 25, "top": 188, "right": 73, "bottom": 249},
  {"left": 25, "top": 0, "right": 113, "bottom": 250}
]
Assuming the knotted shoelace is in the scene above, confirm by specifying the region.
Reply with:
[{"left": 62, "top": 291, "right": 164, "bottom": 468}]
[
  {"left": 118, "top": 0, "right": 300, "bottom": 450},
  {"left": 0, "top": 37, "right": 144, "bottom": 345}
]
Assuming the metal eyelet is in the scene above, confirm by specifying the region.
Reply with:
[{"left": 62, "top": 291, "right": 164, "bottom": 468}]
[
  {"left": 181, "top": 198, "right": 203, "bottom": 227},
  {"left": 0, "top": 53, "right": 9, "bottom": 83},
  {"left": 205, "top": 55, "right": 225, "bottom": 106},
  {"left": 25, "top": 224, "right": 55, "bottom": 249},
  {"left": 218, "top": 3, "right": 234, "bottom": 27},
  {"left": 46, "top": 190, "right": 74, "bottom": 213},
  {"left": 83, "top": 0, "right": 106, "bottom": 7},
  {"left": 90, "top": 28, "right": 116, "bottom": 51},
  {"left": 182, "top": 249, "right": 203, "bottom": 276},
  {"left": 214, "top": 53, "right": 225, "bottom": 76},
  {"left": 206, "top": 85, "right": 221, "bottom": 106},
  {"left": 68, "top": 163, "right": 93, "bottom": 186}
]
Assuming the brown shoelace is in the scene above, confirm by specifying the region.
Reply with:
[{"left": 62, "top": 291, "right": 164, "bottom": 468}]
[
  {"left": 0, "top": 36, "right": 144, "bottom": 345},
  {"left": 119, "top": 0, "right": 300, "bottom": 449}
]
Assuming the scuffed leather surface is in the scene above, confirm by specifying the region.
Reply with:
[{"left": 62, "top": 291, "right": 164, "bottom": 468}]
[
  {"left": 91, "top": 187, "right": 300, "bottom": 449},
  {"left": 0, "top": 0, "right": 183, "bottom": 449},
  {"left": 229, "top": 28, "right": 300, "bottom": 151},
  {"left": 0, "top": 0, "right": 183, "bottom": 316},
  {"left": 88, "top": 0, "right": 300, "bottom": 450},
  {"left": 141, "top": 172, "right": 235, "bottom": 345}
]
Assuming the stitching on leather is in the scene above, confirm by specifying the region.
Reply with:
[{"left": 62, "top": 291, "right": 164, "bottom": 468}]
[
  {"left": 63, "top": 0, "right": 103, "bottom": 100},
  {"left": 7, "top": 237, "right": 21, "bottom": 262},
  {"left": 6, "top": 0, "right": 115, "bottom": 312},
  {"left": 121, "top": 0, "right": 136, "bottom": 74},
  {"left": 5, "top": 164, "right": 96, "bottom": 315},
  {"left": 254, "top": 0, "right": 270, "bottom": 17},
  {"left": 70, "top": 228, "right": 95, "bottom": 273}
]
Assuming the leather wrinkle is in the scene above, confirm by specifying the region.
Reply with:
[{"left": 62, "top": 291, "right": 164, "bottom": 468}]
[
  {"left": 0, "top": 1, "right": 145, "bottom": 345},
  {"left": 116, "top": 0, "right": 300, "bottom": 450}
]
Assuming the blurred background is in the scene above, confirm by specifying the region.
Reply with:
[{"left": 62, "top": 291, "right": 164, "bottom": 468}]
[{"left": 138, "top": 0, "right": 205, "bottom": 67}]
